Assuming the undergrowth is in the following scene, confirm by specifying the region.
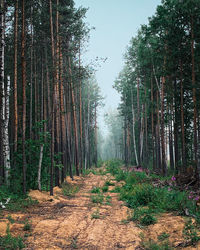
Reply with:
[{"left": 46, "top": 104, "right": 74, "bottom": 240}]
[
  {"left": 62, "top": 182, "right": 80, "bottom": 197},
  {"left": 105, "top": 159, "right": 200, "bottom": 231},
  {"left": 0, "top": 224, "right": 24, "bottom": 249}
]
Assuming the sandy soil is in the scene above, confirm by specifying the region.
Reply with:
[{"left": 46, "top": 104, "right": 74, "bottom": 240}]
[{"left": 1, "top": 170, "right": 200, "bottom": 249}]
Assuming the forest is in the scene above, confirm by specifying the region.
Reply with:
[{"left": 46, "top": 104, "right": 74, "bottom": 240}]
[
  {"left": 1, "top": 0, "right": 200, "bottom": 249},
  {"left": 0, "top": 0, "right": 103, "bottom": 196}
]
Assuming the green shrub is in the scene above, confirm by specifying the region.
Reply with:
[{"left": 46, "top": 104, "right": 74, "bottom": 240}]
[
  {"left": 0, "top": 224, "right": 24, "bottom": 249},
  {"left": 62, "top": 182, "right": 80, "bottom": 197},
  {"left": 183, "top": 218, "right": 200, "bottom": 245},
  {"left": 91, "top": 208, "right": 100, "bottom": 219},
  {"left": 91, "top": 187, "right": 101, "bottom": 193},
  {"left": 110, "top": 186, "right": 121, "bottom": 193},
  {"left": 105, "top": 180, "right": 115, "bottom": 186},
  {"left": 23, "top": 220, "right": 31, "bottom": 231},
  {"left": 140, "top": 214, "right": 157, "bottom": 226},
  {"left": 102, "top": 186, "right": 109, "bottom": 192},
  {"left": 158, "top": 233, "right": 170, "bottom": 241},
  {"left": 91, "top": 194, "right": 104, "bottom": 204}
]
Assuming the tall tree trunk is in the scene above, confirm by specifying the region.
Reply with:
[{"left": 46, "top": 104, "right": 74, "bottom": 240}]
[
  {"left": 14, "top": 0, "right": 18, "bottom": 153},
  {"left": 180, "top": 60, "right": 186, "bottom": 169},
  {"left": 131, "top": 88, "right": 139, "bottom": 165},
  {"left": 68, "top": 56, "right": 79, "bottom": 175},
  {"left": 79, "top": 43, "right": 83, "bottom": 173},
  {"left": 29, "top": 6, "right": 33, "bottom": 140},
  {"left": 137, "top": 78, "right": 141, "bottom": 165},
  {"left": 2, "top": 76, "right": 11, "bottom": 185},
  {"left": 21, "top": 0, "right": 27, "bottom": 194},
  {"left": 0, "top": 0, "right": 5, "bottom": 183},
  {"left": 191, "top": 15, "right": 197, "bottom": 163},
  {"left": 151, "top": 76, "right": 155, "bottom": 170},
  {"left": 161, "top": 76, "right": 166, "bottom": 175},
  {"left": 49, "top": 0, "right": 55, "bottom": 195},
  {"left": 38, "top": 144, "right": 44, "bottom": 191}
]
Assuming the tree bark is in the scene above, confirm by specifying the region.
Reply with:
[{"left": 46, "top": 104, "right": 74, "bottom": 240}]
[
  {"left": 21, "top": 0, "right": 27, "bottom": 194},
  {"left": 14, "top": 0, "right": 18, "bottom": 153}
]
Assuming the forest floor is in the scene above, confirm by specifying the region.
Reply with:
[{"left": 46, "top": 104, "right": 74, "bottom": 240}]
[{"left": 0, "top": 167, "right": 200, "bottom": 249}]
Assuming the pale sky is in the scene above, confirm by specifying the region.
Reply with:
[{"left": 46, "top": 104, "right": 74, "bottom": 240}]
[{"left": 75, "top": 0, "right": 162, "bottom": 134}]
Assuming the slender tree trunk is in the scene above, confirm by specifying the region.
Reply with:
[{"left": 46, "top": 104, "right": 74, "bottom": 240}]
[
  {"left": 151, "top": 76, "right": 155, "bottom": 170},
  {"left": 68, "top": 56, "right": 79, "bottom": 175},
  {"left": 38, "top": 144, "right": 44, "bottom": 191},
  {"left": 180, "top": 60, "right": 186, "bottom": 168},
  {"left": 59, "top": 47, "right": 67, "bottom": 182},
  {"left": 2, "top": 76, "right": 11, "bottom": 185},
  {"left": 49, "top": 0, "right": 55, "bottom": 195},
  {"left": 29, "top": 6, "right": 33, "bottom": 140},
  {"left": 21, "top": 0, "right": 27, "bottom": 194},
  {"left": 156, "top": 90, "right": 161, "bottom": 171},
  {"left": 79, "top": 43, "right": 83, "bottom": 173},
  {"left": 137, "top": 78, "right": 141, "bottom": 165},
  {"left": 191, "top": 15, "right": 197, "bottom": 163},
  {"left": 0, "top": 0, "right": 5, "bottom": 183},
  {"left": 131, "top": 88, "right": 139, "bottom": 166},
  {"left": 161, "top": 76, "right": 166, "bottom": 175},
  {"left": 14, "top": 0, "right": 18, "bottom": 153}
]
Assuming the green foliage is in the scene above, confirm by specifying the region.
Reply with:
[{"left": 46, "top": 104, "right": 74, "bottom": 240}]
[
  {"left": 91, "top": 194, "right": 104, "bottom": 204},
  {"left": 104, "top": 180, "right": 115, "bottom": 186},
  {"left": 106, "top": 159, "right": 122, "bottom": 175},
  {"left": 0, "top": 224, "right": 24, "bottom": 249},
  {"left": 23, "top": 220, "right": 31, "bottom": 231},
  {"left": 91, "top": 187, "right": 101, "bottom": 194},
  {"left": 91, "top": 208, "right": 100, "bottom": 219},
  {"left": 105, "top": 195, "right": 112, "bottom": 205},
  {"left": 0, "top": 186, "right": 38, "bottom": 212},
  {"left": 140, "top": 214, "right": 157, "bottom": 226},
  {"left": 62, "top": 182, "right": 80, "bottom": 197},
  {"left": 157, "top": 233, "right": 170, "bottom": 242},
  {"left": 101, "top": 185, "right": 109, "bottom": 192},
  {"left": 183, "top": 219, "right": 200, "bottom": 245},
  {"left": 6, "top": 215, "right": 15, "bottom": 224},
  {"left": 110, "top": 186, "right": 121, "bottom": 193}
]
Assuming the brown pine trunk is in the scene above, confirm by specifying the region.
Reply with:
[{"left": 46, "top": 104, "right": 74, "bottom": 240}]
[
  {"left": 59, "top": 47, "right": 67, "bottom": 182},
  {"left": 49, "top": 0, "right": 55, "bottom": 195},
  {"left": 21, "top": 0, "right": 26, "bottom": 194},
  {"left": 14, "top": 0, "right": 18, "bottom": 153},
  {"left": 156, "top": 90, "right": 161, "bottom": 172},
  {"left": 151, "top": 76, "right": 155, "bottom": 170},
  {"left": 79, "top": 44, "right": 83, "bottom": 173},
  {"left": 161, "top": 76, "right": 166, "bottom": 175},
  {"left": 55, "top": 0, "right": 60, "bottom": 186},
  {"left": 68, "top": 56, "right": 79, "bottom": 176}
]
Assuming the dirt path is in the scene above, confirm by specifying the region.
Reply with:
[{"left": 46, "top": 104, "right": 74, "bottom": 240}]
[
  {"left": 1, "top": 170, "right": 200, "bottom": 249},
  {"left": 0, "top": 172, "right": 141, "bottom": 249}
]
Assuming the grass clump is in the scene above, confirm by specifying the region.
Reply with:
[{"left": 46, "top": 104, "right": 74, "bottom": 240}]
[
  {"left": 62, "top": 182, "right": 80, "bottom": 197},
  {"left": 91, "top": 187, "right": 101, "bottom": 194},
  {"left": 91, "top": 193, "right": 104, "bottom": 204},
  {"left": 6, "top": 215, "right": 15, "bottom": 224},
  {"left": 183, "top": 218, "right": 200, "bottom": 245},
  {"left": 91, "top": 208, "right": 100, "bottom": 219},
  {"left": 101, "top": 185, "right": 109, "bottom": 192},
  {"left": 105, "top": 180, "right": 115, "bottom": 186},
  {"left": 23, "top": 220, "right": 31, "bottom": 231},
  {"left": 158, "top": 232, "right": 170, "bottom": 241},
  {"left": 140, "top": 233, "right": 172, "bottom": 250},
  {"left": 0, "top": 224, "right": 24, "bottom": 249},
  {"left": 105, "top": 195, "right": 112, "bottom": 205},
  {"left": 140, "top": 214, "right": 157, "bottom": 226}
]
